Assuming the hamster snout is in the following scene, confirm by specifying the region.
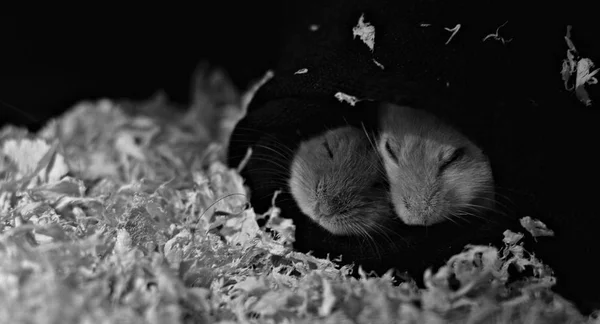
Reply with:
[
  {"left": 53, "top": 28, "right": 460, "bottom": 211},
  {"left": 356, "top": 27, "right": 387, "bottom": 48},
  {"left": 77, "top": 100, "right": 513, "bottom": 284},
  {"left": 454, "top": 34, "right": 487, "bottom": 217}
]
[
  {"left": 377, "top": 104, "right": 495, "bottom": 226},
  {"left": 289, "top": 126, "right": 392, "bottom": 236}
]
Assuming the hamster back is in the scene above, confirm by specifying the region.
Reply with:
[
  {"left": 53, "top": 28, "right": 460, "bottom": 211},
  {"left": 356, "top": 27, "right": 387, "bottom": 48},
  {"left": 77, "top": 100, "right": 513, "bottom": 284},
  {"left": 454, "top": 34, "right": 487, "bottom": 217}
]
[
  {"left": 377, "top": 103, "right": 495, "bottom": 226},
  {"left": 289, "top": 125, "right": 393, "bottom": 236}
]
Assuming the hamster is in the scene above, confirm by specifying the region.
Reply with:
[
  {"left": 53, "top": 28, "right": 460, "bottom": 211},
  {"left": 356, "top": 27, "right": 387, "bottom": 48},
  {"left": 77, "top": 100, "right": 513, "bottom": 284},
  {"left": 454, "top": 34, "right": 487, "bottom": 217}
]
[
  {"left": 288, "top": 125, "right": 393, "bottom": 236},
  {"left": 377, "top": 103, "right": 495, "bottom": 226}
]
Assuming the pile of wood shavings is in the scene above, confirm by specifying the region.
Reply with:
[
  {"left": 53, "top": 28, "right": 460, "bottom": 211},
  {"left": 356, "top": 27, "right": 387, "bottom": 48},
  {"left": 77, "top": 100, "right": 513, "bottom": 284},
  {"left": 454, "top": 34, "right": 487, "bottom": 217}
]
[{"left": 0, "top": 95, "right": 597, "bottom": 323}]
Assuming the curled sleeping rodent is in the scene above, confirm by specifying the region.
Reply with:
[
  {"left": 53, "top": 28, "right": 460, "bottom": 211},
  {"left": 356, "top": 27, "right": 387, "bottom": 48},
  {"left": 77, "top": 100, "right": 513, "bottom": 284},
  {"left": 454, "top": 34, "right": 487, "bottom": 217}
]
[
  {"left": 377, "top": 103, "right": 495, "bottom": 226},
  {"left": 288, "top": 125, "right": 394, "bottom": 236}
]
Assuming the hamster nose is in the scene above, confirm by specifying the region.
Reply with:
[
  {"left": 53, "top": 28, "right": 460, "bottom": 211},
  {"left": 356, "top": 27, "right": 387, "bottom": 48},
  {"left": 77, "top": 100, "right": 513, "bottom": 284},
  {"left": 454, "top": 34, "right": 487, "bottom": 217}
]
[
  {"left": 403, "top": 197, "right": 411, "bottom": 210},
  {"left": 316, "top": 179, "right": 325, "bottom": 194},
  {"left": 331, "top": 196, "right": 342, "bottom": 207},
  {"left": 314, "top": 203, "right": 329, "bottom": 218}
]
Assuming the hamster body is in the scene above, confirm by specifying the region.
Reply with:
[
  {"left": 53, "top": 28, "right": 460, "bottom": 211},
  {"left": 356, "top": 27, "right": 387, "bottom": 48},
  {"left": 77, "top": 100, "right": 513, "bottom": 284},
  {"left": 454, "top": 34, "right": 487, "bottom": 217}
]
[
  {"left": 377, "top": 103, "right": 494, "bottom": 226},
  {"left": 289, "top": 126, "right": 393, "bottom": 236}
]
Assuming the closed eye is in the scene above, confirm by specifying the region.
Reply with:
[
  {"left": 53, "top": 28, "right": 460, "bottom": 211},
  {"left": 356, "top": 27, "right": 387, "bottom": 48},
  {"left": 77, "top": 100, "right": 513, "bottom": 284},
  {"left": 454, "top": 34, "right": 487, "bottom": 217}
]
[
  {"left": 323, "top": 140, "right": 334, "bottom": 158},
  {"left": 385, "top": 139, "right": 398, "bottom": 162},
  {"left": 439, "top": 147, "right": 465, "bottom": 174}
]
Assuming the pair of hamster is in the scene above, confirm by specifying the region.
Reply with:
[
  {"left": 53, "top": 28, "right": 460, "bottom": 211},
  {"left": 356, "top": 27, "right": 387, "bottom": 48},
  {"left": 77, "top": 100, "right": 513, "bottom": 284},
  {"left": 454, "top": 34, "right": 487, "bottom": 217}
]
[{"left": 289, "top": 102, "right": 494, "bottom": 235}]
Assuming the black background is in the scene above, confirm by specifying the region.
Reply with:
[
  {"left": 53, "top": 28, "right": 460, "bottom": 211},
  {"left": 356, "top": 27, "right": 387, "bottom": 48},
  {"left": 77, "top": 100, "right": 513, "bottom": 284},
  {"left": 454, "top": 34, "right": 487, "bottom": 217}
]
[
  {"left": 0, "top": 6, "right": 284, "bottom": 130},
  {"left": 1, "top": 7, "right": 598, "bottom": 130}
]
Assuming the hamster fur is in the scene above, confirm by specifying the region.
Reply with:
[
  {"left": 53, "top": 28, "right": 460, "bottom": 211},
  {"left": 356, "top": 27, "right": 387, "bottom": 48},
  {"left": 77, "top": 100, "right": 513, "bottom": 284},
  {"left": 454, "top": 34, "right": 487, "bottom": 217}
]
[
  {"left": 377, "top": 103, "right": 495, "bottom": 226},
  {"left": 288, "top": 125, "right": 393, "bottom": 236}
]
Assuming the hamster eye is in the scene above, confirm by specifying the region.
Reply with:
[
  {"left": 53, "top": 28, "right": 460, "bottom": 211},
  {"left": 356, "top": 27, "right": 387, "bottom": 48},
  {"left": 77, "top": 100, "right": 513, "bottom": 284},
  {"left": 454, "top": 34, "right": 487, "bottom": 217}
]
[
  {"left": 385, "top": 140, "right": 398, "bottom": 162},
  {"left": 439, "top": 147, "right": 466, "bottom": 173},
  {"left": 323, "top": 140, "right": 334, "bottom": 158}
]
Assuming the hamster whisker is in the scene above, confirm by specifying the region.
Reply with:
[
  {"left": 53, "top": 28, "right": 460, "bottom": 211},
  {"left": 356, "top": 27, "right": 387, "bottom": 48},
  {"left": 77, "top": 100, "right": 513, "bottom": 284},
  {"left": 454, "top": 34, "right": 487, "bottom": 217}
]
[
  {"left": 493, "top": 185, "right": 533, "bottom": 199},
  {"left": 383, "top": 216, "right": 412, "bottom": 239},
  {"left": 274, "top": 194, "right": 296, "bottom": 203},
  {"left": 458, "top": 200, "right": 497, "bottom": 212},
  {"left": 359, "top": 127, "right": 390, "bottom": 179},
  {"left": 331, "top": 165, "right": 345, "bottom": 182},
  {"left": 363, "top": 214, "right": 404, "bottom": 255},
  {"left": 228, "top": 134, "right": 290, "bottom": 145},
  {"left": 270, "top": 176, "right": 295, "bottom": 188},
  {"left": 199, "top": 193, "right": 250, "bottom": 220},
  {"left": 253, "top": 180, "right": 289, "bottom": 192},
  {"left": 271, "top": 197, "right": 297, "bottom": 206},
  {"left": 447, "top": 212, "right": 478, "bottom": 225},
  {"left": 256, "top": 192, "right": 281, "bottom": 204},
  {"left": 376, "top": 168, "right": 390, "bottom": 180},
  {"left": 228, "top": 141, "right": 296, "bottom": 162},
  {"left": 360, "top": 124, "right": 383, "bottom": 155},
  {"left": 354, "top": 222, "right": 383, "bottom": 261},
  {"left": 251, "top": 144, "right": 296, "bottom": 164},
  {"left": 363, "top": 159, "right": 388, "bottom": 179},
  {"left": 455, "top": 202, "right": 489, "bottom": 213},
  {"left": 462, "top": 195, "right": 511, "bottom": 219},
  {"left": 232, "top": 127, "right": 299, "bottom": 155},
  {"left": 252, "top": 166, "right": 294, "bottom": 182},
  {"left": 229, "top": 153, "right": 291, "bottom": 173},
  {"left": 249, "top": 166, "right": 290, "bottom": 176},
  {"left": 251, "top": 174, "right": 292, "bottom": 188},
  {"left": 243, "top": 150, "right": 291, "bottom": 162},
  {"left": 363, "top": 157, "right": 382, "bottom": 171},
  {"left": 484, "top": 188, "right": 516, "bottom": 211},
  {"left": 459, "top": 211, "right": 489, "bottom": 224},
  {"left": 227, "top": 135, "right": 288, "bottom": 149},
  {"left": 458, "top": 205, "right": 506, "bottom": 225},
  {"left": 367, "top": 221, "right": 405, "bottom": 252},
  {"left": 361, "top": 125, "right": 381, "bottom": 156},
  {"left": 441, "top": 213, "right": 462, "bottom": 225},
  {"left": 441, "top": 183, "right": 505, "bottom": 213},
  {"left": 265, "top": 182, "right": 295, "bottom": 191},
  {"left": 248, "top": 174, "right": 294, "bottom": 189},
  {"left": 450, "top": 209, "right": 487, "bottom": 223},
  {"left": 469, "top": 186, "right": 496, "bottom": 194},
  {"left": 343, "top": 224, "right": 369, "bottom": 256}
]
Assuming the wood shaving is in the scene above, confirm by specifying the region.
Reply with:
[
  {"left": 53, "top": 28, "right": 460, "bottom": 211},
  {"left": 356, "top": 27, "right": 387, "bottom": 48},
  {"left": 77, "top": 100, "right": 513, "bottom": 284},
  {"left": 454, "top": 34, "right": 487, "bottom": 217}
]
[
  {"left": 482, "top": 21, "right": 513, "bottom": 45},
  {"left": 334, "top": 92, "right": 360, "bottom": 106},
  {"left": 444, "top": 24, "right": 461, "bottom": 45},
  {"left": 352, "top": 14, "right": 376, "bottom": 52}
]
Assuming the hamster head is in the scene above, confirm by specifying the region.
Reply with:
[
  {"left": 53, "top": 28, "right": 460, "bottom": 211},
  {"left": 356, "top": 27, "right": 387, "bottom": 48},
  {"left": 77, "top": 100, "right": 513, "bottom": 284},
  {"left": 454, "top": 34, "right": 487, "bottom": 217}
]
[
  {"left": 289, "top": 126, "right": 392, "bottom": 236},
  {"left": 378, "top": 104, "right": 495, "bottom": 226}
]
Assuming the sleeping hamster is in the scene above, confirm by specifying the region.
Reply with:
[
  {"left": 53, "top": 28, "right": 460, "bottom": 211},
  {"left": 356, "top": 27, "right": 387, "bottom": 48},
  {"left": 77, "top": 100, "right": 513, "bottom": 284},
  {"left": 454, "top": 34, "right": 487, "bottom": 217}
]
[
  {"left": 288, "top": 125, "right": 393, "bottom": 236},
  {"left": 377, "top": 103, "right": 494, "bottom": 226}
]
